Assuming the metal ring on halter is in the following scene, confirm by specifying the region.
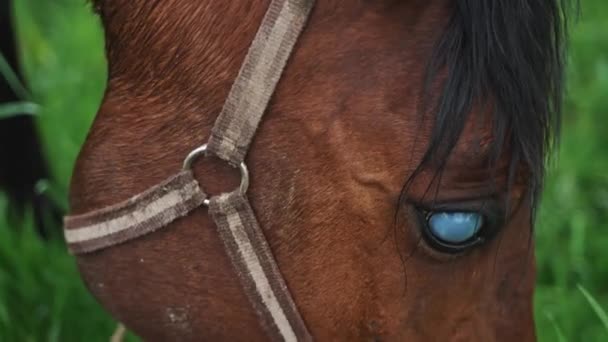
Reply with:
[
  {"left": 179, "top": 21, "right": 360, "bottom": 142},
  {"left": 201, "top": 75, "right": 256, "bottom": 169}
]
[{"left": 182, "top": 144, "right": 250, "bottom": 206}]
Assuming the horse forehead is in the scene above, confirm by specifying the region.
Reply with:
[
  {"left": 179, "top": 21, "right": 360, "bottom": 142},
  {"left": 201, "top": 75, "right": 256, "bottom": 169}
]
[{"left": 261, "top": 4, "right": 452, "bottom": 155}]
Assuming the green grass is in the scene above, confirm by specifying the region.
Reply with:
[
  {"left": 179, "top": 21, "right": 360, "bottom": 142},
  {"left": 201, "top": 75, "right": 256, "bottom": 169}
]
[
  {"left": 1, "top": 0, "right": 607, "bottom": 340},
  {"left": 533, "top": 1, "right": 608, "bottom": 341},
  {"left": 0, "top": 197, "right": 119, "bottom": 342},
  {"left": 13, "top": 0, "right": 107, "bottom": 194}
]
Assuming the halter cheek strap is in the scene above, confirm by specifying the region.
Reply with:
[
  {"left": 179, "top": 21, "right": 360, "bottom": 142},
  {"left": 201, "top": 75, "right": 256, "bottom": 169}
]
[{"left": 63, "top": 1, "right": 315, "bottom": 341}]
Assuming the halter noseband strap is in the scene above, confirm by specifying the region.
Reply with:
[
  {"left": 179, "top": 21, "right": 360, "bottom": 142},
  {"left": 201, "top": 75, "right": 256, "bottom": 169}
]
[{"left": 63, "top": 1, "right": 316, "bottom": 340}]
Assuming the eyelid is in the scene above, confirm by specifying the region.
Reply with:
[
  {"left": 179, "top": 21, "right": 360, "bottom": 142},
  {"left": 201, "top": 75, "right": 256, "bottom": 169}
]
[{"left": 414, "top": 196, "right": 505, "bottom": 220}]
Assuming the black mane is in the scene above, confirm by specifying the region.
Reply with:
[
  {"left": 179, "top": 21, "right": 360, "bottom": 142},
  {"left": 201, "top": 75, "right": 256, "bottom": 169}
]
[{"left": 411, "top": 0, "right": 574, "bottom": 214}]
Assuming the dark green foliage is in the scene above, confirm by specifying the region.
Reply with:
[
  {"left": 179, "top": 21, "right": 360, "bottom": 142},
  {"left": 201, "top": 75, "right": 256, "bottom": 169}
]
[{"left": 534, "top": 1, "right": 608, "bottom": 340}]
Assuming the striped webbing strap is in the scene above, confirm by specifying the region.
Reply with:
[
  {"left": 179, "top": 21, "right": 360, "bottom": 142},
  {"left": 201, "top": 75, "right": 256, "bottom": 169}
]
[{"left": 63, "top": 0, "right": 315, "bottom": 341}]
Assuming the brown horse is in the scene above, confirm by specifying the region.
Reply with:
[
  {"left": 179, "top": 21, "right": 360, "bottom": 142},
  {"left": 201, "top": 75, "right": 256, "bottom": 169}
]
[{"left": 69, "top": 0, "right": 569, "bottom": 340}]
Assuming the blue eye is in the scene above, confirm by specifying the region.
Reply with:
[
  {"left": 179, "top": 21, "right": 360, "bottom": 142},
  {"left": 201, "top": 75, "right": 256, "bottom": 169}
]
[{"left": 427, "top": 211, "right": 484, "bottom": 244}]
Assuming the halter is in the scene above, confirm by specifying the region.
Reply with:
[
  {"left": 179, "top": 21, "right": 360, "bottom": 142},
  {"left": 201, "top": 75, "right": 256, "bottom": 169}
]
[{"left": 63, "top": 1, "right": 316, "bottom": 340}]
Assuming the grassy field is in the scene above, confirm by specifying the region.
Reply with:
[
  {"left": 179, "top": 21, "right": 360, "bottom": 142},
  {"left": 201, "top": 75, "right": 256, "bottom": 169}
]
[{"left": 1, "top": 0, "right": 607, "bottom": 340}]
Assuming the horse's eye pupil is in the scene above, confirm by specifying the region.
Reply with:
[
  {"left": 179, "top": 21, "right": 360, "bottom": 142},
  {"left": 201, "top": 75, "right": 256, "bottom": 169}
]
[{"left": 427, "top": 212, "right": 484, "bottom": 244}]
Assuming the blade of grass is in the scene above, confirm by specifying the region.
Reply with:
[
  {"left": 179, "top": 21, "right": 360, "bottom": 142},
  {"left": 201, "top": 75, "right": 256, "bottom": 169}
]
[
  {"left": 0, "top": 101, "right": 39, "bottom": 119},
  {"left": 545, "top": 312, "right": 568, "bottom": 342},
  {"left": 35, "top": 179, "right": 68, "bottom": 213},
  {"left": 578, "top": 284, "right": 608, "bottom": 332},
  {"left": 0, "top": 52, "right": 31, "bottom": 100}
]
